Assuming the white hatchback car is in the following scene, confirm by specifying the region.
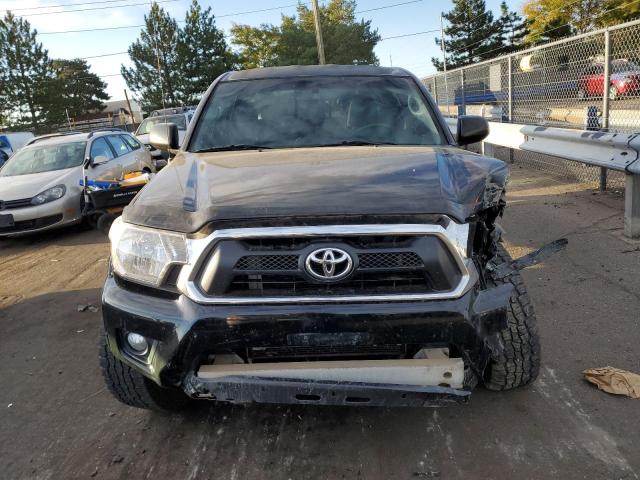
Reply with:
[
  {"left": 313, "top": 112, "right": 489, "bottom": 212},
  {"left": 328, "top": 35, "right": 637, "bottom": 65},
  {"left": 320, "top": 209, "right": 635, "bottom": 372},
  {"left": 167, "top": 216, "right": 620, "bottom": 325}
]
[{"left": 0, "top": 128, "right": 154, "bottom": 236}]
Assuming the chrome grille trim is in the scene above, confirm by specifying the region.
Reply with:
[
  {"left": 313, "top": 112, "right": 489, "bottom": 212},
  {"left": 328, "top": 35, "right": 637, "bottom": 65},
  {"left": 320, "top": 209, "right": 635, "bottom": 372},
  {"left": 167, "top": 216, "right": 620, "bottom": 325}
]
[{"left": 177, "top": 221, "right": 476, "bottom": 305}]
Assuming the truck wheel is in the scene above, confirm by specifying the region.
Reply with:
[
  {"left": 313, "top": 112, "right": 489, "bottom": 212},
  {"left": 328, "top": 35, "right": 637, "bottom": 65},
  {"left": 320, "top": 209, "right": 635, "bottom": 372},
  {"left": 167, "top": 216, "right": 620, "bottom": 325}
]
[
  {"left": 99, "top": 329, "right": 190, "bottom": 411},
  {"left": 483, "top": 244, "right": 541, "bottom": 391}
]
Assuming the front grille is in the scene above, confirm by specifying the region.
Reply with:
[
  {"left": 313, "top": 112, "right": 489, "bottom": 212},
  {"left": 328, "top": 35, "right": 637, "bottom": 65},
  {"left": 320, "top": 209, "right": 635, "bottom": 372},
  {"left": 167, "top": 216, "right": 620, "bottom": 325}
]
[
  {"left": 227, "top": 271, "right": 432, "bottom": 297},
  {"left": 358, "top": 252, "right": 423, "bottom": 269},
  {"left": 235, "top": 255, "right": 298, "bottom": 271},
  {"left": 0, "top": 214, "right": 63, "bottom": 233},
  {"left": 196, "top": 230, "right": 464, "bottom": 300},
  {"left": 0, "top": 198, "right": 32, "bottom": 210}
]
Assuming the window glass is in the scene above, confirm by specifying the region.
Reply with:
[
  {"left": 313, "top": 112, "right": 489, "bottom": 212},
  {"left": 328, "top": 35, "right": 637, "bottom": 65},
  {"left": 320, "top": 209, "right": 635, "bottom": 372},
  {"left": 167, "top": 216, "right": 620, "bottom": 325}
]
[
  {"left": 90, "top": 137, "right": 115, "bottom": 161},
  {"left": 108, "top": 135, "right": 131, "bottom": 157},
  {"left": 122, "top": 134, "right": 141, "bottom": 150},
  {"left": 190, "top": 76, "right": 445, "bottom": 151},
  {"left": 1, "top": 141, "right": 86, "bottom": 176},
  {"left": 136, "top": 114, "right": 187, "bottom": 135}
]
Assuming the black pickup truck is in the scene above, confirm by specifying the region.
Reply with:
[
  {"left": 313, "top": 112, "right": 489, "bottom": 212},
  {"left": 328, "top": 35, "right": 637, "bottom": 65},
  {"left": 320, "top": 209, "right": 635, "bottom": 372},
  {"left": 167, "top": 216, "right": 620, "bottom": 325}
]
[{"left": 100, "top": 65, "right": 540, "bottom": 411}]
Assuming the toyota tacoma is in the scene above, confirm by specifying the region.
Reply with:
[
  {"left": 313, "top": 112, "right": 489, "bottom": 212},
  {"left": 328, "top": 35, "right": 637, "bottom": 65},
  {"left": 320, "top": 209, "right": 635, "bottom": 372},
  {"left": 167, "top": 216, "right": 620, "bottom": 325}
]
[{"left": 100, "top": 65, "right": 540, "bottom": 410}]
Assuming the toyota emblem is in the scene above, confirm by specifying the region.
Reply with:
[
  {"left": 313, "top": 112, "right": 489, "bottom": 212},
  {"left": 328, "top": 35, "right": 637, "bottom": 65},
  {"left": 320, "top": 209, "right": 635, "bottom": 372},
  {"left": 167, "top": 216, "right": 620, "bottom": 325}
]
[{"left": 304, "top": 247, "right": 353, "bottom": 281}]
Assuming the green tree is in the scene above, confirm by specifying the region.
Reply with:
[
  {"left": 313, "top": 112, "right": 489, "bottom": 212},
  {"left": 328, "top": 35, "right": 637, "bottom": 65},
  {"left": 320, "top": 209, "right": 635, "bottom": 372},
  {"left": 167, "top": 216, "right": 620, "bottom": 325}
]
[
  {"left": 177, "top": 0, "right": 236, "bottom": 105},
  {"left": 122, "top": 2, "right": 181, "bottom": 111},
  {"left": 0, "top": 12, "right": 55, "bottom": 131},
  {"left": 523, "top": 0, "right": 640, "bottom": 45},
  {"left": 49, "top": 59, "right": 109, "bottom": 121},
  {"left": 231, "top": 0, "right": 380, "bottom": 68},
  {"left": 496, "top": 1, "right": 529, "bottom": 52},
  {"left": 230, "top": 23, "right": 280, "bottom": 68},
  {"left": 432, "top": 0, "right": 501, "bottom": 71}
]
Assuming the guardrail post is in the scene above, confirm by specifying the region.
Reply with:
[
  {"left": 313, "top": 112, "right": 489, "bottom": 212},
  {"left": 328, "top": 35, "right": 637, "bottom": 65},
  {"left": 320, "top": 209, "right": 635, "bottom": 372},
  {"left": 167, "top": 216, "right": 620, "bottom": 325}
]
[
  {"left": 600, "top": 29, "right": 612, "bottom": 191},
  {"left": 625, "top": 173, "right": 640, "bottom": 239}
]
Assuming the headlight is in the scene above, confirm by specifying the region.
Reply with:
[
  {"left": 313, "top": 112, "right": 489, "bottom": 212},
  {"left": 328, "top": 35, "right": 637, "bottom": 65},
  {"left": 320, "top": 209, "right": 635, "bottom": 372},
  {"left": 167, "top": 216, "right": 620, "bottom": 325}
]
[
  {"left": 109, "top": 217, "right": 188, "bottom": 286},
  {"left": 31, "top": 185, "right": 66, "bottom": 205}
]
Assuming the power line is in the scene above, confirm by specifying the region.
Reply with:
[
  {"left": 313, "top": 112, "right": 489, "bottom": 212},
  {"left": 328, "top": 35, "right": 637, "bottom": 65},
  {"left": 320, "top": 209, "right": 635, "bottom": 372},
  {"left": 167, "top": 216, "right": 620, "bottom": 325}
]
[
  {"left": 17, "top": 0, "right": 180, "bottom": 17},
  {"left": 355, "top": 0, "right": 423, "bottom": 14},
  {"left": 6, "top": 0, "right": 147, "bottom": 13},
  {"left": 37, "top": 2, "right": 306, "bottom": 33},
  {"left": 380, "top": 29, "right": 439, "bottom": 41}
]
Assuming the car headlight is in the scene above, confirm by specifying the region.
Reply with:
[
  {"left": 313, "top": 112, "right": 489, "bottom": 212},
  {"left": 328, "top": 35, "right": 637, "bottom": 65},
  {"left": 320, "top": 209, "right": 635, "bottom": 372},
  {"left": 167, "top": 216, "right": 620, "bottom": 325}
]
[
  {"left": 31, "top": 185, "right": 66, "bottom": 205},
  {"left": 109, "top": 217, "right": 188, "bottom": 286}
]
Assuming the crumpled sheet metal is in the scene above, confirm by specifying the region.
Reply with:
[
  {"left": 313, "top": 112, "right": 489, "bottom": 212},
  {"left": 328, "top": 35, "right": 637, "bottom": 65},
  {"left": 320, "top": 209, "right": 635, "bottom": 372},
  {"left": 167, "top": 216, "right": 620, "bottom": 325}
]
[{"left": 583, "top": 367, "right": 640, "bottom": 399}]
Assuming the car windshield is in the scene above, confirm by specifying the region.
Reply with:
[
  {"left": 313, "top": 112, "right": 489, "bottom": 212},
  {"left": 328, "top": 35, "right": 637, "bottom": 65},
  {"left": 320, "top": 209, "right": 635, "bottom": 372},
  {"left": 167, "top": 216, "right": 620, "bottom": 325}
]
[
  {"left": 136, "top": 114, "right": 187, "bottom": 135},
  {"left": 612, "top": 61, "right": 640, "bottom": 72},
  {"left": 189, "top": 76, "right": 445, "bottom": 151},
  {"left": 0, "top": 141, "right": 86, "bottom": 176}
]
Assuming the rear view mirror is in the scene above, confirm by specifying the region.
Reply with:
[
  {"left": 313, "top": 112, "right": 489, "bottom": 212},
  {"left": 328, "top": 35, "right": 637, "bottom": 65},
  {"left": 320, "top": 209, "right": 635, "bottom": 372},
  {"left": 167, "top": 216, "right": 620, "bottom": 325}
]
[
  {"left": 456, "top": 115, "right": 489, "bottom": 145},
  {"left": 92, "top": 155, "right": 109, "bottom": 167},
  {"left": 149, "top": 123, "right": 179, "bottom": 152}
]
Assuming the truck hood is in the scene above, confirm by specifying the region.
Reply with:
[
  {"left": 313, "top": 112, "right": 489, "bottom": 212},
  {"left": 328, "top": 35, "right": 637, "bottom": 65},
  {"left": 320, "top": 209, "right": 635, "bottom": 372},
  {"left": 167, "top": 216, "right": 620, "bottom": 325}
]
[
  {"left": 123, "top": 146, "right": 509, "bottom": 233},
  {"left": 0, "top": 167, "right": 80, "bottom": 201}
]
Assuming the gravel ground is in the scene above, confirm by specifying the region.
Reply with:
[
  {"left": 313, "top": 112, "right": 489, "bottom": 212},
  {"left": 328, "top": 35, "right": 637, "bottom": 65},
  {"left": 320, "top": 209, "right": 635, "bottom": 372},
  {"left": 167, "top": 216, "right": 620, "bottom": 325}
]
[{"left": 1, "top": 166, "right": 639, "bottom": 480}]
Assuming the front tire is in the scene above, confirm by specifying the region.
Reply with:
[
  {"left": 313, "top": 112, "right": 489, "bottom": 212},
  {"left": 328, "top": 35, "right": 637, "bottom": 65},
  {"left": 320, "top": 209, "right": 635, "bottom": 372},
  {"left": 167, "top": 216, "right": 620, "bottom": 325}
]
[
  {"left": 99, "top": 329, "right": 190, "bottom": 411},
  {"left": 483, "top": 245, "right": 541, "bottom": 391}
]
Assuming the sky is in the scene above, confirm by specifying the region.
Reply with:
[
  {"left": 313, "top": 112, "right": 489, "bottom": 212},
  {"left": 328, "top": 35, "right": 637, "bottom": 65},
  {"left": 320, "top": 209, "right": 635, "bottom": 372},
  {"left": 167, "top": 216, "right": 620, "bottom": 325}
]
[{"left": 0, "top": 0, "right": 510, "bottom": 101}]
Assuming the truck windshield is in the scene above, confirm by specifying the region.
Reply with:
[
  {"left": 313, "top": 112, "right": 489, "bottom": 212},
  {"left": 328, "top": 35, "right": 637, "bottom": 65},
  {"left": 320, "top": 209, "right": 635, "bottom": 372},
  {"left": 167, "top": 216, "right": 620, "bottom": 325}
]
[
  {"left": 136, "top": 114, "right": 187, "bottom": 135},
  {"left": 0, "top": 141, "right": 86, "bottom": 176},
  {"left": 189, "top": 76, "right": 445, "bottom": 151}
]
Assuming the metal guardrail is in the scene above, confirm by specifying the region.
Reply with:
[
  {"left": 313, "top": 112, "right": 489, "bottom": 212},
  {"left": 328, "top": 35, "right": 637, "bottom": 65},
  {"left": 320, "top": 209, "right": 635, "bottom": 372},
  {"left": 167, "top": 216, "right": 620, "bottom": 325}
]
[{"left": 445, "top": 117, "right": 640, "bottom": 238}]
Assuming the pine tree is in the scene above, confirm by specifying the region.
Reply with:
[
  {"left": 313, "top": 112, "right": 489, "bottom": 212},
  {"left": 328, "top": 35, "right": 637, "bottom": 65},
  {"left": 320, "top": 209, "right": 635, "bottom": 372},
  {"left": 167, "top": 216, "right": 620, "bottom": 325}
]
[
  {"left": 431, "top": 0, "right": 501, "bottom": 71},
  {"left": 496, "top": 1, "right": 529, "bottom": 52},
  {"left": 0, "top": 12, "right": 55, "bottom": 131},
  {"left": 50, "top": 59, "right": 110, "bottom": 120},
  {"left": 176, "top": 0, "right": 236, "bottom": 105},
  {"left": 122, "top": 2, "right": 180, "bottom": 111}
]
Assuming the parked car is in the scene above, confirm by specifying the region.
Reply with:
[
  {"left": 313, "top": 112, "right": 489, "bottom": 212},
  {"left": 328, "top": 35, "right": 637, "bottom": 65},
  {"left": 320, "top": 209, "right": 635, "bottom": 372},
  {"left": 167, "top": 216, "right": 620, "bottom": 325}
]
[
  {"left": 0, "top": 131, "right": 35, "bottom": 159},
  {"left": 100, "top": 65, "right": 542, "bottom": 412},
  {"left": 0, "top": 128, "right": 154, "bottom": 236},
  {"left": 577, "top": 60, "right": 640, "bottom": 100},
  {"left": 134, "top": 109, "right": 194, "bottom": 168}
]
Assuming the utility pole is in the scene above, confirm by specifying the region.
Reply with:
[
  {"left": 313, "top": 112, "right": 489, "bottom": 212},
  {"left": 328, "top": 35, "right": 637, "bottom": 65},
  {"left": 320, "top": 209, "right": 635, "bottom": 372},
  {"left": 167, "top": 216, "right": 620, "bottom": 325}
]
[
  {"left": 440, "top": 13, "right": 450, "bottom": 115},
  {"left": 65, "top": 109, "right": 72, "bottom": 131},
  {"left": 124, "top": 89, "right": 136, "bottom": 128},
  {"left": 389, "top": 54, "right": 393, "bottom": 67},
  {"left": 311, "top": 0, "right": 326, "bottom": 65}
]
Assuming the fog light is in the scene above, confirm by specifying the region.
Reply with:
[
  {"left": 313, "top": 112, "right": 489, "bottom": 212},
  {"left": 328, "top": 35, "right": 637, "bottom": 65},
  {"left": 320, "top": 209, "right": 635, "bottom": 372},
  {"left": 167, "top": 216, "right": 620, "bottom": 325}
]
[{"left": 126, "top": 332, "right": 149, "bottom": 354}]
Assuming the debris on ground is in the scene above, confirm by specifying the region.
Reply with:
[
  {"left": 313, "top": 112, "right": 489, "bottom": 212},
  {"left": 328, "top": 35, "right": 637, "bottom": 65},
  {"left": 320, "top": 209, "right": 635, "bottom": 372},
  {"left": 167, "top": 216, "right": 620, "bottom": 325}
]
[
  {"left": 77, "top": 304, "right": 99, "bottom": 313},
  {"left": 583, "top": 367, "right": 640, "bottom": 399}
]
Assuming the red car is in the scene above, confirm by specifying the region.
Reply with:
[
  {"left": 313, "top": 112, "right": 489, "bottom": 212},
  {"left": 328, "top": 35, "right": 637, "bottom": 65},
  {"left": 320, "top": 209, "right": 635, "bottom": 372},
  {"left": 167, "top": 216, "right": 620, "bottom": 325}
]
[{"left": 577, "top": 60, "right": 640, "bottom": 100}]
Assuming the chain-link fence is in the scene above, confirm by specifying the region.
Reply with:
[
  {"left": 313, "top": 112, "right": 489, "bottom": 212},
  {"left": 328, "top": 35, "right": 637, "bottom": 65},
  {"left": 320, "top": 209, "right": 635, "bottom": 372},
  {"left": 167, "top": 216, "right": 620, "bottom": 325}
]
[{"left": 423, "top": 19, "right": 640, "bottom": 192}]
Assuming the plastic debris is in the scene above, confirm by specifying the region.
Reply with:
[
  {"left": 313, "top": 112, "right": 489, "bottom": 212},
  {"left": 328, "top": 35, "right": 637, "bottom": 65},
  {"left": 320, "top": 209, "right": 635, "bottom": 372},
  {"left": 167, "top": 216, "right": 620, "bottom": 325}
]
[
  {"left": 583, "top": 367, "right": 640, "bottom": 399},
  {"left": 77, "top": 304, "right": 99, "bottom": 313}
]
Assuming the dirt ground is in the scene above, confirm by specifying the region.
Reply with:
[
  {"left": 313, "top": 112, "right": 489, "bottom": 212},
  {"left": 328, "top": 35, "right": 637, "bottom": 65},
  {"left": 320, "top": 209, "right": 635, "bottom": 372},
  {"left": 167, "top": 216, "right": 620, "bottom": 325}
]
[{"left": 1, "top": 166, "right": 639, "bottom": 480}]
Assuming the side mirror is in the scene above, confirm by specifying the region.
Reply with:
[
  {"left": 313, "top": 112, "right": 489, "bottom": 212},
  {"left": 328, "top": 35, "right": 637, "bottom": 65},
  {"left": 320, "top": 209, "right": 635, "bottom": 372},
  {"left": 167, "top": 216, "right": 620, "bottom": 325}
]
[
  {"left": 456, "top": 115, "right": 489, "bottom": 145},
  {"left": 149, "top": 123, "right": 180, "bottom": 152},
  {"left": 92, "top": 155, "right": 109, "bottom": 167}
]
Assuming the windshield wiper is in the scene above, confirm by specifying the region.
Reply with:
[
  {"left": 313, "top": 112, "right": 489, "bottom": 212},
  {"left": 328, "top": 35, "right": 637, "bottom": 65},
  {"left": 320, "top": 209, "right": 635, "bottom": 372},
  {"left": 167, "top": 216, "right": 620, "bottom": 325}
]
[{"left": 193, "top": 144, "right": 272, "bottom": 153}]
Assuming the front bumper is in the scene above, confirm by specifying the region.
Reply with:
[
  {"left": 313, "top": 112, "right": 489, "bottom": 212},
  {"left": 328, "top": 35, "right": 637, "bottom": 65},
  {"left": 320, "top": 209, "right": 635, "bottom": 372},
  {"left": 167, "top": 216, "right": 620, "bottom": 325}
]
[
  {"left": 0, "top": 193, "right": 82, "bottom": 236},
  {"left": 102, "top": 272, "right": 511, "bottom": 405}
]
